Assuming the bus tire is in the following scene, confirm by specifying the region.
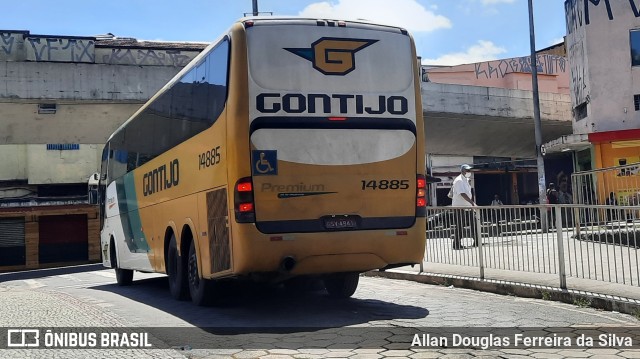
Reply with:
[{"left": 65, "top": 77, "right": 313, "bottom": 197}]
[
  {"left": 167, "top": 234, "right": 188, "bottom": 300},
  {"left": 187, "top": 240, "right": 216, "bottom": 306},
  {"left": 323, "top": 272, "right": 359, "bottom": 298},
  {"left": 115, "top": 267, "right": 134, "bottom": 286},
  {"left": 111, "top": 238, "right": 133, "bottom": 286}
]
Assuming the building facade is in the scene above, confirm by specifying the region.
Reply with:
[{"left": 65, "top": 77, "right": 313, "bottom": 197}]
[
  {"left": 545, "top": 0, "right": 640, "bottom": 204},
  {"left": 422, "top": 48, "right": 573, "bottom": 206},
  {"left": 0, "top": 30, "right": 206, "bottom": 270}
]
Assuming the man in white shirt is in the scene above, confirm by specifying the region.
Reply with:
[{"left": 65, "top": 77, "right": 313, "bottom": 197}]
[
  {"left": 491, "top": 194, "right": 503, "bottom": 206},
  {"left": 451, "top": 164, "right": 478, "bottom": 249}
]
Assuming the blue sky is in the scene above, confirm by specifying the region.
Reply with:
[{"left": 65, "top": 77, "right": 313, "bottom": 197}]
[{"left": 4, "top": 0, "right": 567, "bottom": 66}]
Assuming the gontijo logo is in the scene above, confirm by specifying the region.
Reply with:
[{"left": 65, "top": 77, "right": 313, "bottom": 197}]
[{"left": 285, "top": 37, "right": 378, "bottom": 75}]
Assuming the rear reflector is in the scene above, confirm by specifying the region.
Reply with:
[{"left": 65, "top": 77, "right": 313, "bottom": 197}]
[{"left": 328, "top": 117, "right": 347, "bottom": 121}]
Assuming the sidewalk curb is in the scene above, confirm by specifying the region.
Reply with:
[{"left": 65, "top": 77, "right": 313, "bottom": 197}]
[
  {"left": 364, "top": 270, "right": 640, "bottom": 318},
  {"left": 0, "top": 263, "right": 103, "bottom": 283}
]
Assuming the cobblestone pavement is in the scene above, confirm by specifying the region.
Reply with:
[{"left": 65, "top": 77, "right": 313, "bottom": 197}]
[{"left": 0, "top": 268, "right": 639, "bottom": 358}]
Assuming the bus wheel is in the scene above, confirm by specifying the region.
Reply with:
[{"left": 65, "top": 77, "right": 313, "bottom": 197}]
[
  {"left": 187, "top": 240, "right": 215, "bottom": 306},
  {"left": 110, "top": 238, "right": 133, "bottom": 286},
  {"left": 167, "top": 234, "right": 188, "bottom": 300},
  {"left": 323, "top": 272, "right": 359, "bottom": 298}
]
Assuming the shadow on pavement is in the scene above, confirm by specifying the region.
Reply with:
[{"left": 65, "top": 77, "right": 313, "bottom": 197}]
[
  {"left": 90, "top": 276, "right": 429, "bottom": 330},
  {"left": 0, "top": 263, "right": 103, "bottom": 283}
]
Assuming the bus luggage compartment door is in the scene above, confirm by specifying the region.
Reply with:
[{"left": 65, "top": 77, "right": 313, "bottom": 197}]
[{"left": 250, "top": 126, "right": 417, "bottom": 234}]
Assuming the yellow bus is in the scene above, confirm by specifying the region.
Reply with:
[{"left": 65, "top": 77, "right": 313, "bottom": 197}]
[{"left": 99, "top": 17, "right": 426, "bottom": 305}]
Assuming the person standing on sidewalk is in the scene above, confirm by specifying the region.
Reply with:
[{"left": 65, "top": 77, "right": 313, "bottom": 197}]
[
  {"left": 491, "top": 194, "right": 504, "bottom": 206},
  {"left": 451, "top": 164, "right": 478, "bottom": 250},
  {"left": 547, "top": 183, "right": 559, "bottom": 228}
]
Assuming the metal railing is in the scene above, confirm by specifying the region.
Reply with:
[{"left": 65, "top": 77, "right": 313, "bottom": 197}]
[
  {"left": 572, "top": 162, "right": 640, "bottom": 207},
  {"left": 425, "top": 204, "right": 640, "bottom": 288}
]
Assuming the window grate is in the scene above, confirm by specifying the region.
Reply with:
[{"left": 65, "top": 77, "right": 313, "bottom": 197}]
[
  {"left": 46, "top": 144, "right": 79, "bottom": 151},
  {"left": 574, "top": 103, "right": 588, "bottom": 121},
  {"left": 38, "top": 103, "right": 57, "bottom": 114},
  {"left": 635, "top": 94, "right": 640, "bottom": 111}
]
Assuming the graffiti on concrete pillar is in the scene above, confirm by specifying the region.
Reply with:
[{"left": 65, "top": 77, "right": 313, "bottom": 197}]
[
  {"left": 165, "top": 50, "right": 191, "bottom": 67},
  {"left": 103, "top": 48, "right": 137, "bottom": 64},
  {"left": 584, "top": 0, "right": 614, "bottom": 25},
  {"left": 102, "top": 48, "right": 193, "bottom": 66},
  {"left": 26, "top": 37, "right": 95, "bottom": 62},
  {"left": 137, "top": 49, "right": 166, "bottom": 65},
  {"left": 62, "top": 39, "right": 93, "bottom": 61},
  {"left": 474, "top": 55, "right": 566, "bottom": 79},
  {"left": 569, "top": 39, "right": 588, "bottom": 106},
  {"left": 0, "top": 33, "right": 16, "bottom": 55},
  {"left": 566, "top": 0, "right": 640, "bottom": 34}
]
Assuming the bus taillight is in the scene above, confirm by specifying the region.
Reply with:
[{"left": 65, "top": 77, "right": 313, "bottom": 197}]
[
  {"left": 237, "top": 181, "right": 253, "bottom": 192},
  {"left": 234, "top": 177, "right": 255, "bottom": 223},
  {"left": 239, "top": 203, "right": 254, "bottom": 212},
  {"left": 416, "top": 174, "right": 427, "bottom": 216}
]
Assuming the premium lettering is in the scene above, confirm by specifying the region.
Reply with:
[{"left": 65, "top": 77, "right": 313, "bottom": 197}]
[
  {"left": 143, "top": 159, "right": 179, "bottom": 196},
  {"left": 261, "top": 182, "right": 325, "bottom": 192}
]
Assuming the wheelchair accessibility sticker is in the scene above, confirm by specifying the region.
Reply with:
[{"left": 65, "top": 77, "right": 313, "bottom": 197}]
[{"left": 252, "top": 150, "right": 278, "bottom": 176}]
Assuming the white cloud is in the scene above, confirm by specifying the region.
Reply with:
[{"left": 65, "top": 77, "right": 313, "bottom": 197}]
[
  {"left": 421, "top": 40, "right": 507, "bottom": 66},
  {"left": 299, "top": 0, "right": 451, "bottom": 33},
  {"left": 481, "top": 0, "right": 516, "bottom": 4}
]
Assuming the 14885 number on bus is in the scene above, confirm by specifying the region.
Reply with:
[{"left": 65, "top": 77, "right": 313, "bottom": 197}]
[
  {"left": 199, "top": 146, "right": 221, "bottom": 170},
  {"left": 361, "top": 180, "right": 409, "bottom": 190}
]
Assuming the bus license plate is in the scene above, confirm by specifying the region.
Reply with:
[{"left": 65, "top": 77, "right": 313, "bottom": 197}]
[{"left": 324, "top": 217, "right": 357, "bottom": 230}]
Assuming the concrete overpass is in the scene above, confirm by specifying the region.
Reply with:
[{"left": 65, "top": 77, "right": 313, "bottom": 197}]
[
  {"left": 0, "top": 76, "right": 574, "bottom": 156},
  {"left": 422, "top": 82, "right": 573, "bottom": 159}
]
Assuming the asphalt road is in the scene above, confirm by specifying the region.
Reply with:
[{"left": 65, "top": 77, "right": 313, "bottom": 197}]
[{"left": 0, "top": 265, "right": 638, "bottom": 358}]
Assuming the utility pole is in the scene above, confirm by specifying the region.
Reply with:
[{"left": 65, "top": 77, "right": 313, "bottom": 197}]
[
  {"left": 252, "top": 0, "right": 259, "bottom": 16},
  {"left": 528, "top": 0, "right": 548, "bottom": 231}
]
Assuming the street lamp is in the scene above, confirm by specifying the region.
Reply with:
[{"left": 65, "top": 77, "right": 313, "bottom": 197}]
[{"left": 528, "top": 0, "right": 548, "bottom": 231}]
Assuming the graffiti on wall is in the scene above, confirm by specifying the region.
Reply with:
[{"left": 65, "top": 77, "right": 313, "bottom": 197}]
[
  {"left": 474, "top": 55, "right": 567, "bottom": 80},
  {"left": 569, "top": 40, "right": 588, "bottom": 107},
  {"left": 1, "top": 33, "right": 17, "bottom": 55},
  {"left": 1, "top": 32, "right": 197, "bottom": 66},
  {"left": 26, "top": 37, "right": 95, "bottom": 62},
  {"left": 101, "top": 49, "right": 192, "bottom": 66},
  {"left": 564, "top": 0, "right": 590, "bottom": 107},
  {"left": 566, "top": 0, "right": 640, "bottom": 34}
]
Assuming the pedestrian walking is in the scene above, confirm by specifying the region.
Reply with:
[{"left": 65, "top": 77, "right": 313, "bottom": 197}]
[{"left": 451, "top": 164, "right": 478, "bottom": 250}]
